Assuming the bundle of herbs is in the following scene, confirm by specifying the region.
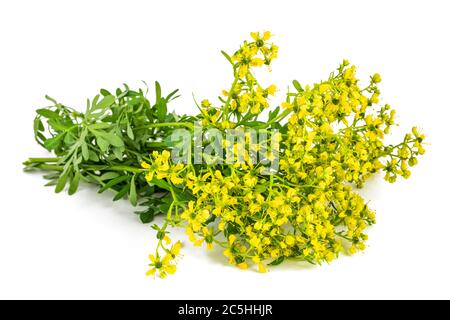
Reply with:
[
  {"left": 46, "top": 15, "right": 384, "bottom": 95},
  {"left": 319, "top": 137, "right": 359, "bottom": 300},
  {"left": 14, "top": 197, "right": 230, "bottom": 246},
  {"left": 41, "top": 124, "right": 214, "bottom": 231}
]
[{"left": 24, "top": 32, "right": 425, "bottom": 277}]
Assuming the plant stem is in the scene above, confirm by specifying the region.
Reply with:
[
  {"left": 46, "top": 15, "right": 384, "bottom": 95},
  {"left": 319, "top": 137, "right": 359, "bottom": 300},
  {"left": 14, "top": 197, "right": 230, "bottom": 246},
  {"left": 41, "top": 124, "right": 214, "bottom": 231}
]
[
  {"left": 25, "top": 162, "right": 144, "bottom": 174},
  {"left": 27, "top": 157, "right": 59, "bottom": 163}
]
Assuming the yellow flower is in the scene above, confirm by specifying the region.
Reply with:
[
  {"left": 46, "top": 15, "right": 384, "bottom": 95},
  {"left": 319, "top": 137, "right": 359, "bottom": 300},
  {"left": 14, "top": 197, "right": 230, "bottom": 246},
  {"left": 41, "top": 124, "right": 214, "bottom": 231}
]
[
  {"left": 258, "top": 263, "right": 267, "bottom": 273},
  {"left": 141, "top": 161, "right": 150, "bottom": 169},
  {"left": 145, "top": 171, "right": 154, "bottom": 182},
  {"left": 250, "top": 58, "right": 264, "bottom": 67},
  {"left": 170, "top": 172, "right": 184, "bottom": 185},
  {"left": 372, "top": 73, "right": 382, "bottom": 83},
  {"left": 250, "top": 31, "right": 271, "bottom": 42},
  {"left": 281, "top": 102, "right": 292, "bottom": 109},
  {"left": 170, "top": 241, "right": 182, "bottom": 257},
  {"left": 181, "top": 201, "right": 210, "bottom": 232},
  {"left": 266, "top": 84, "right": 277, "bottom": 96},
  {"left": 146, "top": 254, "right": 177, "bottom": 278},
  {"left": 285, "top": 235, "right": 295, "bottom": 246}
]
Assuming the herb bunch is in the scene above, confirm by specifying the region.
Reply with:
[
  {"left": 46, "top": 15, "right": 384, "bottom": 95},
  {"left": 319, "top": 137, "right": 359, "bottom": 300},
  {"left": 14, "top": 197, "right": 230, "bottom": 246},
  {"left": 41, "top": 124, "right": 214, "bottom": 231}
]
[
  {"left": 24, "top": 83, "right": 195, "bottom": 222},
  {"left": 24, "top": 32, "right": 426, "bottom": 278}
]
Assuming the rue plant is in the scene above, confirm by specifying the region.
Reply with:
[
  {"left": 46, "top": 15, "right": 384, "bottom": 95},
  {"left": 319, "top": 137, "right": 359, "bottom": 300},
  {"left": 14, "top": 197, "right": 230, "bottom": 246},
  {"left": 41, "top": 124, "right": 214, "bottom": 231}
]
[{"left": 24, "top": 32, "right": 426, "bottom": 277}]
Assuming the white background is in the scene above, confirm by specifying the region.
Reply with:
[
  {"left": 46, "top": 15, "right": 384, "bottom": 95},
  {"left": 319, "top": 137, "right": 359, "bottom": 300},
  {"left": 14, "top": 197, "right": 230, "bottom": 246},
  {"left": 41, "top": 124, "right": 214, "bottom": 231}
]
[{"left": 1, "top": 0, "right": 449, "bottom": 300}]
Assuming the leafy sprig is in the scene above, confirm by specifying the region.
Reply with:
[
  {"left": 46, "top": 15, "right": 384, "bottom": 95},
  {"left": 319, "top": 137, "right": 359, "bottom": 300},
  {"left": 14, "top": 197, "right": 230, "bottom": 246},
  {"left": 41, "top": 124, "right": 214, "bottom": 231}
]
[{"left": 24, "top": 82, "right": 195, "bottom": 221}]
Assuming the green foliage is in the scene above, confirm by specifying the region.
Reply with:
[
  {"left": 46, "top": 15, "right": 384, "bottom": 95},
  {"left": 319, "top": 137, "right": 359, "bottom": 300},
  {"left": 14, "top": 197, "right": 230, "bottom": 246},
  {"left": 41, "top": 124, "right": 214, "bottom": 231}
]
[{"left": 24, "top": 82, "right": 195, "bottom": 222}]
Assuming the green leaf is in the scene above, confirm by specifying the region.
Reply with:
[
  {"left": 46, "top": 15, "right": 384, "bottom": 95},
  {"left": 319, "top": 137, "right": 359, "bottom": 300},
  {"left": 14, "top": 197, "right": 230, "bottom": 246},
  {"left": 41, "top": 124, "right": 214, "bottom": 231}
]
[
  {"left": 166, "top": 89, "right": 180, "bottom": 102},
  {"left": 112, "top": 147, "right": 124, "bottom": 161},
  {"left": 34, "top": 118, "right": 44, "bottom": 132},
  {"left": 85, "top": 98, "right": 91, "bottom": 114},
  {"left": 89, "top": 151, "right": 100, "bottom": 162},
  {"left": 43, "top": 173, "right": 60, "bottom": 180},
  {"left": 269, "top": 106, "right": 280, "bottom": 121},
  {"left": 221, "top": 50, "right": 233, "bottom": 64},
  {"left": 48, "top": 118, "right": 70, "bottom": 131},
  {"left": 89, "top": 123, "right": 111, "bottom": 130},
  {"left": 97, "top": 137, "right": 109, "bottom": 152},
  {"left": 159, "top": 202, "right": 171, "bottom": 213},
  {"left": 292, "top": 80, "right": 303, "bottom": 92},
  {"left": 113, "top": 184, "right": 130, "bottom": 201},
  {"left": 268, "top": 256, "right": 285, "bottom": 266},
  {"left": 139, "top": 209, "right": 155, "bottom": 224},
  {"left": 126, "top": 122, "right": 134, "bottom": 140},
  {"left": 68, "top": 172, "right": 81, "bottom": 195},
  {"left": 103, "top": 132, "right": 124, "bottom": 147},
  {"left": 99, "top": 172, "right": 120, "bottom": 181},
  {"left": 92, "top": 95, "right": 100, "bottom": 109},
  {"left": 100, "top": 89, "right": 112, "bottom": 96},
  {"left": 155, "top": 81, "right": 161, "bottom": 101},
  {"left": 36, "top": 108, "right": 59, "bottom": 119},
  {"left": 255, "top": 184, "right": 267, "bottom": 193},
  {"left": 63, "top": 132, "right": 76, "bottom": 146},
  {"left": 129, "top": 175, "right": 137, "bottom": 207},
  {"left": 44, "top": 133, "right": 65, "bottom": 150},
  {"left": 55, "top": 169, "right": 70, "bottom": 193},
  {"left": 96, "top": 95, "right": 115, "bottom": 109},
  {"left": 44, "top": 179, "right": 58, "bottom": 187},
  {"left": 98, "top": 175, "right": 129, "bottom": 193},
  {"left": 149, "top": 178, "right": 171, "bottom": 191},
  {"left": 34, "top": 118, "right": 45, "bottom": 145},
  {"left": 81, "top": 141, "right": 89, "bottom": 161},
  {"left": 224, "top": 222, "right": 239, "bottom": 238},
  {"left": 156, "top": 99, "right": 167, "bottom": 122}
]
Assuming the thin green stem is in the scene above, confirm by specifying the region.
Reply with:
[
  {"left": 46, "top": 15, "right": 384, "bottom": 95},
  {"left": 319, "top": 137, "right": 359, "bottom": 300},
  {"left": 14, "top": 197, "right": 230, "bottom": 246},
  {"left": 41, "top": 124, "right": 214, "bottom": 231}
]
[
  {"left": 25, "top": 162, "right": 145, "bottom": 174},
  {"left": 26, "top": 157, "right": 59, "bottom": 163}
]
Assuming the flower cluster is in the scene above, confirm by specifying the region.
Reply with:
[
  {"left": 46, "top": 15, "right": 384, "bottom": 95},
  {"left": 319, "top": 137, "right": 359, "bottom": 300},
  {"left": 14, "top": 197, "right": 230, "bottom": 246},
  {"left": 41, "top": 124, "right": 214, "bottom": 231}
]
[
  {"left": 141, "top": 150, "right": 185, "bottom": 185},
  {"left": 199, "top": 31, "right": 279, "bottom": 129},
  {"left": 146, "top": 239, "right": 181, "bottom": 278},
  {"left": 141, "top": 32, "right": 425, "bottom": 277}
]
